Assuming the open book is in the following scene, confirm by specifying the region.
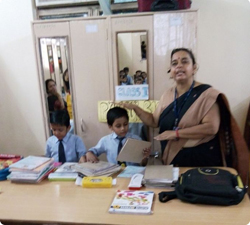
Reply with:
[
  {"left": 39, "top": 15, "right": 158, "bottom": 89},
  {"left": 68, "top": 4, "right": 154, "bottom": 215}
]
[
  {"left": 74, "top": 161, "right": 121, "bottom": 177},
  {"left": 117, "top": 138, "right": 151, "bottom": 163},
  {"left": 109, "top": 190, "right": 154, "bottom": 214}
]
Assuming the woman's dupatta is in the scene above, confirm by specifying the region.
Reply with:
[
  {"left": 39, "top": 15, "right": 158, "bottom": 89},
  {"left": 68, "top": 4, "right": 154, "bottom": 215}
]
[
  {"left": 161, "top": 87, "right": 249, "bottom": 185},
  {"left": 162, "top": 88, "right": 219, "bottom": 164}
]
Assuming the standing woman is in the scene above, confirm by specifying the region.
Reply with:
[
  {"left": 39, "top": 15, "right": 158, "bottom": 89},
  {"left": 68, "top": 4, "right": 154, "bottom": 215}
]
[
  {"left": 123, "top": 48, "right": 249, "bottom": 185},
  {"left": 45, "top": 79, "right": 67, "bottom": 114}
]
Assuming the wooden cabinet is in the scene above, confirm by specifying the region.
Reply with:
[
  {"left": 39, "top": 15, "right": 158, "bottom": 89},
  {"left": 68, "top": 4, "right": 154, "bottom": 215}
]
[
  {"left": 32, "top": 11, "right": 197, "bottom": 152},
  {"left": 70, "top": 18, "right": 111, "bottom": 149}
]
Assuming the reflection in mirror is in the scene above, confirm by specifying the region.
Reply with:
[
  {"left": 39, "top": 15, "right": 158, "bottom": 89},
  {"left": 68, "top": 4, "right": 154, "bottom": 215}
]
[
  {"left": 117, "top": 32, "right": 148, "bottom": 86},
  {"left": 39, "top": 38, "right": 75, "bottom": 136},
  {"left": 117, "top": 32, "right": 149, "bottom": 142}
]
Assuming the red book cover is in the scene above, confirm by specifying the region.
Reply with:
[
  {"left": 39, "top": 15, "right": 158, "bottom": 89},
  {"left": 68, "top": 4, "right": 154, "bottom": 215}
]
[
  {"left": 0, "top": 154, "right": 22, "bottom": 170},
  {"left": 0, "top": 154, "right": 22, "bottom": 159}
]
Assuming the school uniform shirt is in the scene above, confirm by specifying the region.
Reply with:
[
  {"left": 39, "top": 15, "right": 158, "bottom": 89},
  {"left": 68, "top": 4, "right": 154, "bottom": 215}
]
[
  {"left": 88, "top": 132, "right": 141, "bottom": 165},
  {"left": 121, "top": 75, "right": 133, "bottom": 85},
  {"left": 45, "top": 132, "right": 87, "bottom": 162}
]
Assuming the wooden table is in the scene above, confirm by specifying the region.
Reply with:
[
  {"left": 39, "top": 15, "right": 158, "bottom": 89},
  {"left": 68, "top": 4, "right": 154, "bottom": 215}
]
[{"left": 0, "top": 168, "right": 249, "bottom": 225}]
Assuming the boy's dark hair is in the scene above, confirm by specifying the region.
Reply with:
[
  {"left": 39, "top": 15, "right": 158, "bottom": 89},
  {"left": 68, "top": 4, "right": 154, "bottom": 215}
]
[
  {"left": 123, "top": 67, "right": 129, "bottom": 73},
  {"left": 50, "top": 110, "right": 70, "bottom": 127},
  {"left": 107, "top": 107, "right": 129, "bottom": 126}
]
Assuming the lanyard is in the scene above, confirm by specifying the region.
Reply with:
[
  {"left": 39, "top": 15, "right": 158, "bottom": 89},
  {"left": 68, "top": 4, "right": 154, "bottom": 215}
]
[{"left": 173, "top": 80, "right": 195, "bottom": 130}]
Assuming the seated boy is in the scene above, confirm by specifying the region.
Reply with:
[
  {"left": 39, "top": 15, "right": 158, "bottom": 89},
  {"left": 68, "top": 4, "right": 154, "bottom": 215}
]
[
  {"left": 45, "top": 110, "right": 87, "bottom": 163},
  {"left": 86, "top": 107, "right": 150, "bottom": 166}
]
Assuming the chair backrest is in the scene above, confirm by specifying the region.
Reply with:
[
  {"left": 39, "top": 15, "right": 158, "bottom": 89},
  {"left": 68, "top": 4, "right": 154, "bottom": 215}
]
[
  {"left": 243, "top": 102, "right": 250, "bottom": 196},
  {"left": 244, "top": 102, "right": 250, "bottom": 150}
]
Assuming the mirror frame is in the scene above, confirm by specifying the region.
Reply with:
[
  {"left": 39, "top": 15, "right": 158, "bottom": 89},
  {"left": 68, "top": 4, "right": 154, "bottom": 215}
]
[
  {"left": 38, "top": 36, "right": 76, "bottom": 138},
  {"left": 116, "top": 30, "right": 149, "bottom": 87}
]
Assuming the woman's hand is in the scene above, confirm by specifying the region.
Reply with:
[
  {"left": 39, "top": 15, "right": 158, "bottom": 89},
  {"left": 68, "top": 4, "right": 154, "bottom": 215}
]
[
  {"left": 86, "top": 151, "right": 99, "bottom": 163},
  {"left": 121, "top": 102, "right": 158, "bottom": 128},
  {"left": 142, "top": 147, "right": 151, "bottom": 159},
  {"left": 79, "top": 155, "right": 87, "bottom": 163},
  {"left": 141, "top": 147, "right": 151, "bottom": 166},
  {"left": 154, "top": 130, "right": 176, "bottom": 141}
]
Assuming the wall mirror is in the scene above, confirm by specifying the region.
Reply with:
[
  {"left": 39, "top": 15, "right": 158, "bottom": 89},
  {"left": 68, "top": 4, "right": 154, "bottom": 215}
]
[
  {"left": 117, "top": 31, "right": 148, "bottom": 86},
  {"left": 39, "top": 37, "right": 75, "bottom": 136},
  {"left": 116, "top": 31, "right": 149, "bottom": 141}
]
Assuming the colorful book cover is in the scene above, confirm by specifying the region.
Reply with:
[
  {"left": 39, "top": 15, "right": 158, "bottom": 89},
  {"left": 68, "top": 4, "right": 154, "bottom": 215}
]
[
  {"left": 109, "top": 190, "right": 154, "bottom": 214},
  {"left": 0, "top": 156, "right": 22, "bottom": 170}
]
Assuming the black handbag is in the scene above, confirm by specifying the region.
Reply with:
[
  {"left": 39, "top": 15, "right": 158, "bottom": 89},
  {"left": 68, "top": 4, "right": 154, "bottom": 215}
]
[{"left": 159, "top": 168, "right": 247, "bottom": 206}]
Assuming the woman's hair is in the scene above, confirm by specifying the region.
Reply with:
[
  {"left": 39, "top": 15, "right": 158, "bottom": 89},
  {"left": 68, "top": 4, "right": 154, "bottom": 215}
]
[
  {"left": 45, "top": 79, "right": 56, "bottom": 94},
  {"left": 107, "top": 107, "right": 129, "bottom": 126},
  {"left": 170, "top": 48, "right": 196, "bottom": 65},
  {"left": 63, "top": 69, "right": 70, "bottom": 91}
]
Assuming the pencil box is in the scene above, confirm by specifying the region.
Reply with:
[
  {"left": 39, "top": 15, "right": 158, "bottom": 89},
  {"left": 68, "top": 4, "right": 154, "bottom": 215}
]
[{"left": 82, "top": 176, "right": 112, "bottom": 188}]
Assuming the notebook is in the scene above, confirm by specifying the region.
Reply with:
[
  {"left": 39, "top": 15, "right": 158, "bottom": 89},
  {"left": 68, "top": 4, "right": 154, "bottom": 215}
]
[
  {"left": 143, "top": 165, "right": 179, "bottom": 187},
  {"left": 109, "top": 190, "right": 154, "bottom": 214},
  {"left": 117, "top": 138, "right": 151, "bottom": 163}
]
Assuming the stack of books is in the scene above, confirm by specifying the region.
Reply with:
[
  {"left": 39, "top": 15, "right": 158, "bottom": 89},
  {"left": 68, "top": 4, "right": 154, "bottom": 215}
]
[
  {"left": 143, "top": 165, "right": 179, "bottom": 187},
  {"left": 48, "top": 162, "right": 78, "bottom": 181},
  {"left": 74, "top": 161, "right": 121, "bottom": 177},
  {"left": 8, "top": 156, "right": 55, "bottom": 183}
]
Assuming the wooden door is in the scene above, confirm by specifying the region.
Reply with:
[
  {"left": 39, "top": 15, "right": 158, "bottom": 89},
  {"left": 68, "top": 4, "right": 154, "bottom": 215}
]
[{"left": 70, "top": 18, "right": 111, "bottom": 149}]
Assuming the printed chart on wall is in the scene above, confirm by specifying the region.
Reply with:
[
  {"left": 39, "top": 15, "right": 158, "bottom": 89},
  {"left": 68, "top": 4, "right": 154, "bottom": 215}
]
[{"left": 98, "top": 100, "right": 158, "bottom": 123}]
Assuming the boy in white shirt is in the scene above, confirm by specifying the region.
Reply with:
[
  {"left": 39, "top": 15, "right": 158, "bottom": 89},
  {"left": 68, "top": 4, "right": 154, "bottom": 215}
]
[
  {"left": 86, "top": 107, "right": 150, "bottom": 166},
  {"left": 45, "top": 110, "right": 87, "bottom": 163}
]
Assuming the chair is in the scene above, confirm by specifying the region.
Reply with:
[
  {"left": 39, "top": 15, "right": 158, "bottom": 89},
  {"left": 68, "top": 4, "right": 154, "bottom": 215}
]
[
  {"left": 244, "top": 102, "right": 250, "bottom": 149},
  {"left": 243, "top": 102, "right": 250, "bottom": 196}
]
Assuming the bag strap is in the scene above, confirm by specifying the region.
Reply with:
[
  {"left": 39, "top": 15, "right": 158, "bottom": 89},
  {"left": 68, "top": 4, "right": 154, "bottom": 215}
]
[{"left": 158, "top": 191, "right": 177, "bottom": 203}]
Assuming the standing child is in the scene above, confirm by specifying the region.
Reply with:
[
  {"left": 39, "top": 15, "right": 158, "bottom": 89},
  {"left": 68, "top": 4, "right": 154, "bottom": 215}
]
[
  {"left": 45, "top": 110, "right": 87, "bottom": 163},
  {"left": 86, "top": 107, "right": 150, "bottom": 166}
]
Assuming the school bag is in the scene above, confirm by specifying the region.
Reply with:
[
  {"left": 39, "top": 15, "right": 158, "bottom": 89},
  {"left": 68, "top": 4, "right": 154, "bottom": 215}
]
[
  {"left": 138, "top": 0, "right": 191, "bottom": 12},
  {"left": 151, "top": 0, "right": 192, "bottom": 11},
  {"left": 158, "top": 168, "right": 247, "bottom": 206}
]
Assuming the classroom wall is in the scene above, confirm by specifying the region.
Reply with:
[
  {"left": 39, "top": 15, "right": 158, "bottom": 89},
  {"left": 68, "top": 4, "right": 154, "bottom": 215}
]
[
  {"left": 118, "top": 32, "right": 147, "bottom": 75},
  {"left": 0, "top": 0, "right": 249, "bottom": 157},
  {"left": 0, "top": 0, "right": 46, "bottom": 156},
  {"left": 191, "top": 0, "right": 250, "bottom": 132}
]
